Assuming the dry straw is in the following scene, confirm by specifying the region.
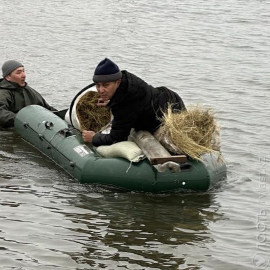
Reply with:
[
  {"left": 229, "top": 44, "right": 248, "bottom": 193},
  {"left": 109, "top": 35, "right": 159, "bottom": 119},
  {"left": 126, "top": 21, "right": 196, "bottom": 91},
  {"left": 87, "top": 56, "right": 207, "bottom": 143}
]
[
  {"left": 159, "top": 104, "right": 220, "bottom": 160},
  {"left": 76, "top": 91, "right": 111, "bottom": 132}
]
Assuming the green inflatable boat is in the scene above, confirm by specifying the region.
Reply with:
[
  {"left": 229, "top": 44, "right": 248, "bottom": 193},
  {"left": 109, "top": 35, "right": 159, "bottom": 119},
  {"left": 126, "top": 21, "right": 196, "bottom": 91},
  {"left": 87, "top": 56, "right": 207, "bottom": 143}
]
[{"left": 14, "top": 105, "right": 227, "bottom": 193}]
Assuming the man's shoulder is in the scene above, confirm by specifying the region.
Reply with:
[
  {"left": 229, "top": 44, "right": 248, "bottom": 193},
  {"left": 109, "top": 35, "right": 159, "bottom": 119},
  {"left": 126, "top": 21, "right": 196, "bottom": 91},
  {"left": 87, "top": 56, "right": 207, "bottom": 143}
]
[
  {"left": 0, "top": 78, "right": 8, "bottom": 88},
  {"left": 0, "top": 79, "right": 16, "bottom": 90},
  {"left": 0, "top": 79, "right": 12, "bottom": 90}
]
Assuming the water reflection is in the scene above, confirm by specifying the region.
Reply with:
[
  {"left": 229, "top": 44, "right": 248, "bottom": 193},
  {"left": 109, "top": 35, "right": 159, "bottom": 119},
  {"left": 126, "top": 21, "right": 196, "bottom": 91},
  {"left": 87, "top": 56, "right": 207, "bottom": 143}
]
[{"left": 57, "top": 190, "right": 224, "bottom": 269}]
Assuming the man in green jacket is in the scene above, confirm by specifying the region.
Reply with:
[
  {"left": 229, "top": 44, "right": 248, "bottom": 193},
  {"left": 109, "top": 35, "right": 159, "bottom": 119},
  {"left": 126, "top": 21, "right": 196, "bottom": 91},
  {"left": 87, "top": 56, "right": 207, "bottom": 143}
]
[{"left": 0, "top": 60, "right": 56, "bottom": 128}]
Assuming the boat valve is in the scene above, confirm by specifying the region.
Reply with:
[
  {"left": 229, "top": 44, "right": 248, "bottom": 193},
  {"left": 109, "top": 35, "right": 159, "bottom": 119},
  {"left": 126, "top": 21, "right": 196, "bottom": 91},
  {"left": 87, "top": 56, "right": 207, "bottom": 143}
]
[
  {"left": 45, "top": 121, "right": 54, "bottom": 129},
  {"left": 23, "top": 122, "right": 29, "bottom": 128},
  {"left": 59, "top": 128, "right": 73, "bottom": 138}
]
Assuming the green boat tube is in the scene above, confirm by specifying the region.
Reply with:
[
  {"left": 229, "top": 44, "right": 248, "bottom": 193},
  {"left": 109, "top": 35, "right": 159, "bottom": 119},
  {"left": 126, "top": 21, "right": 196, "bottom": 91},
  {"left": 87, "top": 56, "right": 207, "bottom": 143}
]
[{"left": 14, "top": 105, "right": 227, "bottom": 193}]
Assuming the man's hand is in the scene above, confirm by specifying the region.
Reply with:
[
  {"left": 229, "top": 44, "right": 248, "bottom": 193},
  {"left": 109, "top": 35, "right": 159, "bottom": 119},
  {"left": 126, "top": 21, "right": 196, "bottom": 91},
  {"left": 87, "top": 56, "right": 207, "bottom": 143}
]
[
  {"left": 82, "top": 130, "right": 96, "bottom": 143},
  {"left": 97, "top": 98, "right": 109, "bottom": 107}
]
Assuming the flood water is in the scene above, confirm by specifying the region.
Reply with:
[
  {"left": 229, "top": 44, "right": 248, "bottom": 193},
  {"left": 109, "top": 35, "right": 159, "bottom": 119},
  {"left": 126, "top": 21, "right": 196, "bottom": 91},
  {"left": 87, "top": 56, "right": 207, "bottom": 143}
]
[{"left": 0, "top": 0, "right": 269, "bottom": 269}]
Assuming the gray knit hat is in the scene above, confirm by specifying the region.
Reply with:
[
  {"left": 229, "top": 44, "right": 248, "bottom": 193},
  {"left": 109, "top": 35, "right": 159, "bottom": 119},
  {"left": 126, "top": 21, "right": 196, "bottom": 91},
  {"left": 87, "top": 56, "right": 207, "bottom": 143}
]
[{"left": 2, "top": 60, "right": 24, "bottom": 77}]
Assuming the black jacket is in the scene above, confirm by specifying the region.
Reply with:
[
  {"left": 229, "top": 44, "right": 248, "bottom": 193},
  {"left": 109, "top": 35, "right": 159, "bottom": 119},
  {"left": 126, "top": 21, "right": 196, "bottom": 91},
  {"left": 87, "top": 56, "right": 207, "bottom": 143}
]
[
  {"left": 92, "top": 71, "right": 185, "bottom": 146},
  {"left": 0, "top": 78, "right": 55, "bottom": 128}
]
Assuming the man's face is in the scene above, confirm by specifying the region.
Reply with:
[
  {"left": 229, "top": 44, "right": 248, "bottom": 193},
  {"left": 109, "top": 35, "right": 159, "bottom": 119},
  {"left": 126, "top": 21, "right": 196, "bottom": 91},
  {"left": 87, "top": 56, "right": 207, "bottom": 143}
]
[
  {"left": 95, "top": 80, "right": 121, "bottom": 102},
  {"left": 6, "top": 67, "right": 26, "bottom": 87}
]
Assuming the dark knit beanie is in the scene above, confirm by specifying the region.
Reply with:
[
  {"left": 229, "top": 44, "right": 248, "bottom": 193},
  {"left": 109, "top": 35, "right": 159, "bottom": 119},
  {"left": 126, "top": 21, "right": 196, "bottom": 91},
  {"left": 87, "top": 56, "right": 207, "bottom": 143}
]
[
  {"left": 93, "top": 58, "right": 122, "bottom": 83},
  {"left": 2, "top": 60, "right": 24, "bottom": 77}
]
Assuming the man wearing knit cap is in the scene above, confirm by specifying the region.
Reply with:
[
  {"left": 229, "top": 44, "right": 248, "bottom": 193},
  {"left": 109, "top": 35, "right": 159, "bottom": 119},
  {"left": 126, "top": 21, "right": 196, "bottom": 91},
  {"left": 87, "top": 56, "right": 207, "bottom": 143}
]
[
  {"left": 0, "top": 60, "right": 56, "bottom": 128},
  {"left": 82, "top": 58, "right": 186, "bottom": 146}
]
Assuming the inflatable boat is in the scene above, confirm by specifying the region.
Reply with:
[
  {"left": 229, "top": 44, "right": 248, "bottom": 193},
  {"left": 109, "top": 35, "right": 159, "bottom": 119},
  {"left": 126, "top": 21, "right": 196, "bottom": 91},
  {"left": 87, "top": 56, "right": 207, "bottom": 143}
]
[{"left": 14, "top": 105, "right": 227, "bottom": 193}]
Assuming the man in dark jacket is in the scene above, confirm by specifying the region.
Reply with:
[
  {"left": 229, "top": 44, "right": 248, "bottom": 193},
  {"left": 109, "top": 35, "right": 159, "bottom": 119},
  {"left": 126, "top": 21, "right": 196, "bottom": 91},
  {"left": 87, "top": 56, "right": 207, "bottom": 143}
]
[
  {"left": 0, "top": 60, "right": 56, "bottom": 128},
  {"left": 82, "top": 58, "right": 185, "bottom": 146}
]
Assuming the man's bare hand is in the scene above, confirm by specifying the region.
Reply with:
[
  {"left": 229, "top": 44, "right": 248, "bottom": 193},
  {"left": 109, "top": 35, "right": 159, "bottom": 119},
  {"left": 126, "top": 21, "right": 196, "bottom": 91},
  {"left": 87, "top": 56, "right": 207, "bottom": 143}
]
[
  {"left": 82, "top": 130, "right": 96, "bottom": 143},
  {"left": 97, "top": 98, "right": 109, "bottom": 107}
]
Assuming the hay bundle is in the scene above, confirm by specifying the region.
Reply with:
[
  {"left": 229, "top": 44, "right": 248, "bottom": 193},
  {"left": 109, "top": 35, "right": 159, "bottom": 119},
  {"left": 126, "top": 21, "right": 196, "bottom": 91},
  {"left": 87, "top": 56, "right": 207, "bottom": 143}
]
[
  {"left": 76, "top": 91, "right": 111, "bottom": 132},
  {"left": 155, "top": 105, "right": 220, "bottom": 160}
]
